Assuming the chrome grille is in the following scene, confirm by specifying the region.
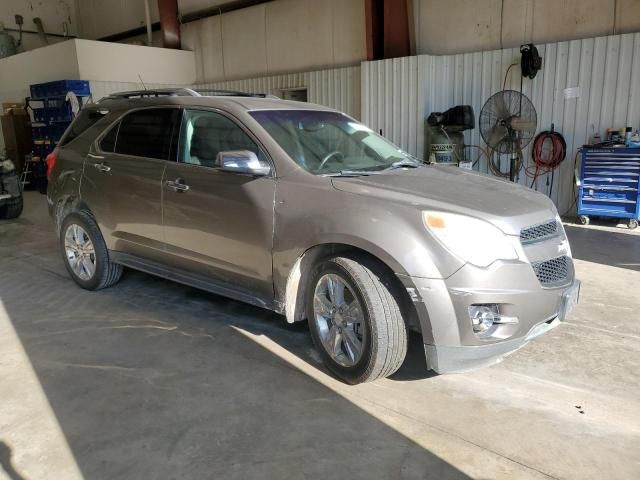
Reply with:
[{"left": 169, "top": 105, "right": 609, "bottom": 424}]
[
  {"left": 520, "top": 220, "right": 559, "bottom": 244},
  {"left": 531, "top": 256, "right": 570, "bottom": 286}
]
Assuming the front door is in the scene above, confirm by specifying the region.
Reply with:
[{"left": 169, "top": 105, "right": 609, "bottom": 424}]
[
  {"left": 162, "top": 108, "right": 276, "bottom": 303},
  {"left": 80, "top": 107, "right": 179, "bottom": 261}
]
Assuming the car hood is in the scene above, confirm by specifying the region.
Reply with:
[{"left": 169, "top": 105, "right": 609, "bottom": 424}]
[{"left": 331, "top": 166, "right": 557, "bottom": 235}]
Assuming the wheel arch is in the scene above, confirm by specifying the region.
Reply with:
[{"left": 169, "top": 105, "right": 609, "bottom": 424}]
[
  {"left": 53, "top": 195, "right": 92, "bottom": 234},
  {"left": 282, "top": 242, "right": 422, "bottom": 334}
]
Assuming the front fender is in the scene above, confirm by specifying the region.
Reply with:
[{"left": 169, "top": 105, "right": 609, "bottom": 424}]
[{"left": 272, "top": 178, "right": 464, "bottom": 311}]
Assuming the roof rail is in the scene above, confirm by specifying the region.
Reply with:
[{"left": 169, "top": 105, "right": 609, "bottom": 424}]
[
  {"left": 195, "top": 89, "right": 268, "bottom": 98},
  {"left": 101, "top": 87, "right": 201, "bottom": 100},
  {"left": 98, "top": 87, "right": 280, "bottom": 103}
]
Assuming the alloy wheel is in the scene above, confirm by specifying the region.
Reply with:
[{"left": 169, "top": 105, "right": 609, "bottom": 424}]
[
  {"left": 312, "top": 273, "right": 366, "bottom": 367},
  {"left": 64, "top": 224, "right": 97, "bottom": 281}
]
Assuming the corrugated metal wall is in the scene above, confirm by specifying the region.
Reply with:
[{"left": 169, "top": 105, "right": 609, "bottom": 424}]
[
  {"left": 361, "top": 32, "right": 640, "bottom": 214},
  {"left": 88, "top": 65, "right": 361, "bottom": 120},
  {"left": 193, "top": 66, "right": 361, "bottom": 119}
]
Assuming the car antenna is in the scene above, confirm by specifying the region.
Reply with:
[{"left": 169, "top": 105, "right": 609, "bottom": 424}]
[{"left": 138, "top": 74, "right": 148, "bottom": 90}]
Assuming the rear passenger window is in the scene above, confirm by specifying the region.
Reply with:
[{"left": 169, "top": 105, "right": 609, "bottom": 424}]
[
  {"left": 115, "top": 109, "right": 178, "bottom": 160},
  {"left": 100, "top": 123, "right": 118, "bottom": 152}
]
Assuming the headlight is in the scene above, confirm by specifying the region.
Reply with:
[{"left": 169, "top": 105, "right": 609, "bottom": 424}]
[{"left": 422, "top": 211, "right": 518, "bottom": 267}]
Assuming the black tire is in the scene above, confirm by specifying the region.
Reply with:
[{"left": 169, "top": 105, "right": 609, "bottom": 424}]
[
  {"left": 578, "top": 215, "right": 589, "bottom": 225},
  {"left": 306, "top": 256, "right": 408, "bottom": 384},
  {"left": 629, "top": 219, "right": 638, "bottom": 230},
  {"left": 60, "top": 211, "right": 123, "bottom": 290},
  {"left": 0, "top": 195, "right": 23, "bottom": 219}
]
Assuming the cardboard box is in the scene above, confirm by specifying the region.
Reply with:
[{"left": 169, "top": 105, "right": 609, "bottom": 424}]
[{"left": 2, "top": 103, "right": 26, "bottom": 115}]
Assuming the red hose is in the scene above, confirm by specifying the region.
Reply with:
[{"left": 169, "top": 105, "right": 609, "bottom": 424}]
[{"left": 526, "top": 130, "right": 566, "bottom": 188}]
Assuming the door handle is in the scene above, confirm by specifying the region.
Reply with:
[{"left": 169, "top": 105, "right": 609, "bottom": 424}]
[
  {"left": 166, "top": 178, "right": 190, "bottom": 192},
  {"left": 93, "top": 162, "right": 111, "bottom": 173},
  {"left": 88, "top": 153, "right": 105, "bottom": 160}
]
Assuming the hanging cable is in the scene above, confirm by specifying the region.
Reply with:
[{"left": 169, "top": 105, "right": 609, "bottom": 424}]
[
  {"left": 467, "top": 144, "right": 491, "bottom": 168},
  {"left": 489, "top": 148, "right": 523, "bottom": 179},
  {"left": 503, "top": 63, "right": 518, "bottom": 90}
]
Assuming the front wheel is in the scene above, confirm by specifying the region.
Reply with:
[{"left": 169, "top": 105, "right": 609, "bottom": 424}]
[
  {"left": 306, "top": 256, "right": 408, "bottom": 384},
  {"left": 578, "top": 215, "right": 590, "bottom": 225},
  {"left": 628, "top": 219, "right": 638, "bottom": 230}
]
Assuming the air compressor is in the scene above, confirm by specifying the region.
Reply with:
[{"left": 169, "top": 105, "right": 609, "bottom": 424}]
[{"left": 425, "top": 105, "right": 475, "bottom": 168}]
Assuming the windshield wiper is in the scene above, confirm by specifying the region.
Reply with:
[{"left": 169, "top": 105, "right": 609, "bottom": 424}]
[{"left": 322, "top": 170, "right": 382, "bottom": 177}]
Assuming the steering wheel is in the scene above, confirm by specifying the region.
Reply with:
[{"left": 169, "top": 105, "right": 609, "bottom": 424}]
[{"left": 317, "top": 151, "right": 345, "bottom": 171}]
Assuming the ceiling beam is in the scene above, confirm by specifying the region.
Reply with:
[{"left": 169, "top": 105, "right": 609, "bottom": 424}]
[
  {"left": 365, "top": 0, "right": 412, "bottom": 61},
  {"left": 158, "top": 0, "right": 181, "bottom": 49}
]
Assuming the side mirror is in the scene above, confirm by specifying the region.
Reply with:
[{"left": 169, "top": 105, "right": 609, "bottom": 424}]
[{"left": 217, "top": 150, "right": 271, "bottom": 176}]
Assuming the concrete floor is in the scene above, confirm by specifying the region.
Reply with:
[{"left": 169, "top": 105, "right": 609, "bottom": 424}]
[{"left": 0, "top": 192, "right": 639, "bottom": 480}]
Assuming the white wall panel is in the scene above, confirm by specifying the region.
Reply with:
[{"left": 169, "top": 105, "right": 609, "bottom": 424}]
[
  {"left": 361, "top": 32, "right": 640, "bottom": 214},
  {"left": 181, "top": 0, "right": 365, "bottom": 83},
  {"left": 412, "top": 0, "right": 640, "bottom": 55},
  {"left": 193, "top": 66, "right": 361, "bottom": 119},
  {"left": 78, "top": 0, "right": 160, "bottom": 40}
]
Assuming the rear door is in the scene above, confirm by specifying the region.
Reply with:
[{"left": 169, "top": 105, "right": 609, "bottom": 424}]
[
  {"left": 80, "top": 107, "right": 179, "bottom": 261},
  {"left": 161, "top": 108, "right": 276, "bottom": 302}
]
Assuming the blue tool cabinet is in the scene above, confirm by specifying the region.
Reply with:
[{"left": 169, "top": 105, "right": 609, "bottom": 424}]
[{"left": 577, "top": 147, "right": 640, "bottom": 229}]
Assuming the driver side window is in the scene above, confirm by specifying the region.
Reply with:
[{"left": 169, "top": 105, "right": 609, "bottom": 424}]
[{"left": 178, "top": 109, "right": 264, "bottom": 168}]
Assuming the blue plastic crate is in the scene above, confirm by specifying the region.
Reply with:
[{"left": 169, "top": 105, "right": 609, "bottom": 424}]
[
  {"left": 32, "top": 141, "right": 52, "bottom": 159},
  {"left": 32, "top": 124, "right": 68, "bottom": 142},
  {"left": 30, "top": 80, "right": 90, "bottom": 99},
  {"left": 44, "top": 99, "right": 74, "bottom": 122},
  {"left": 33, "top": 108, "right": 47, "bottom": 122}
]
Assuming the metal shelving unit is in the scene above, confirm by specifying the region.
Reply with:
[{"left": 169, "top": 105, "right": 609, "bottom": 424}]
[{"left": 24, "top": 80, "right": 91, "bottom": 191}]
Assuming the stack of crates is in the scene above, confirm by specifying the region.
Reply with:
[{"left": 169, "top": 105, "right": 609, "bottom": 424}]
[{"left": 27, "top": 80, "right": 91, "bottom": 190}]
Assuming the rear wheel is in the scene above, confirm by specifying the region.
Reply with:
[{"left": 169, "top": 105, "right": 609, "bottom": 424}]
[
  {"left": 628, "top": 219, "right": 638, "bottom": 230},
  {"left": 578, "top": 215, "right": 589, "bottom": 225},
  {"left": 60, "top": 211, "right": 123, "bottom": 290},
  {"left": 306, "top": 256, "right": 407, "bottom": 384},
  {"left": 0, "top": 195, "right": 23, "bottom": 219}
]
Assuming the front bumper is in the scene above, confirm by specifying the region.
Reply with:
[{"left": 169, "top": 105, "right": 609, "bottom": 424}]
[
  {"left": 398, "top": 258, "right": 580, "bottom": 374},
  {"left": 424, "top": 312, "right": 565, "bottom": 373}
]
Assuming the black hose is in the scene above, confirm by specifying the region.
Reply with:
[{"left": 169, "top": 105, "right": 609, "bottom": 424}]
[{"left": 520, "top": 44, "right": 542, "bottom": 79}]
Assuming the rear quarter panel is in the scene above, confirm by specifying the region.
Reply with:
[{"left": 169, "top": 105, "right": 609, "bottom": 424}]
[{"left": 47, "top": 118, "right": 113, "bottom": 230}]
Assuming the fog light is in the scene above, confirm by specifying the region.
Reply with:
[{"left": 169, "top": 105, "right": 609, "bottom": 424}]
[
  {"left": 469, "top": 304, "right": 499, "bottom": 333},
  {"left": 468, "top": 304, "right": 519, "bottom": 335}
]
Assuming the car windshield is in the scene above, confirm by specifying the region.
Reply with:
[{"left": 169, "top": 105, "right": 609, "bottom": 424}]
[{"left": 249, "top": 110, "right": 422, "bottom": 174}]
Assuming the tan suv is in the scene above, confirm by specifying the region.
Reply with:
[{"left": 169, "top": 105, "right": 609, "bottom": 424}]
[{"left": 47, "top": 88, "right": 579, "bottom": 384}]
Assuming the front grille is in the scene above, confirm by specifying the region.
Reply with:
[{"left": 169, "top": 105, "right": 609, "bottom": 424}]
[
  {"left": 531, "top": 255, "right": 570, "bottom": 286},
  {"left": 520, "top": 220, "right": 559, "bottom": 244}
]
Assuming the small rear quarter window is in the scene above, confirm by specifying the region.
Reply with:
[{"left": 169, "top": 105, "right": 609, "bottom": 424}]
[
  {"left": 100, "top": 123, "right": 119, "bottom": 152},
  {"left": 59, "top": 109, "right": 105, "bottom": 146}
]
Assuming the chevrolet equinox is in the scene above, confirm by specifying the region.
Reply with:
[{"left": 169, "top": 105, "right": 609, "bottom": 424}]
[{"left": 47, "top": 88, "right": 580, "bottom": 384}]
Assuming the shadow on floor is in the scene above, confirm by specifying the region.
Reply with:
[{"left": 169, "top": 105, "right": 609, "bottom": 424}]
[
  {"left": 0, "top": 441, "right": 27, "bottom": 480},
  {"left": 0, "top": 196, "right": 469, "bottom": 479},
  {"left": 564, "top": 224, "right": 640, "bottom": 271}
]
